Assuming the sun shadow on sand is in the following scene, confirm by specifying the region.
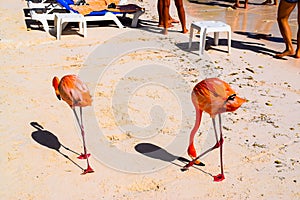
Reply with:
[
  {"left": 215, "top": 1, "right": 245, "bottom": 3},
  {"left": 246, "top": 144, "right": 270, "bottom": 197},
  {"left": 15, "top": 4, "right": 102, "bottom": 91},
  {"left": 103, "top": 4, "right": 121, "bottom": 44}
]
[
  {"left": 135, "top": 143, "right": 211, "bottom": 176},
  {"left": 228, "top": 38, "right": 278, "bottom": 56},
  {"left": 234, "top": 31, "right": 297, "bottom": 45},
  {"left": 188, "top": 0, "right": 234, "bottom": 8},
  {"left": 176, "top": 34, "right": 281, "bottom": 58},
  {"left": 138, "top": 19, "right": 181, "bottom": 34},
  {"left": 30, "top": 122, "right": 84, "bottom": 171},
  {"left": 135, "top": 143, "right": 180, "bottom": 162},
  {"left": 188, "top": 0, "right": 263, "bottom": 7}
]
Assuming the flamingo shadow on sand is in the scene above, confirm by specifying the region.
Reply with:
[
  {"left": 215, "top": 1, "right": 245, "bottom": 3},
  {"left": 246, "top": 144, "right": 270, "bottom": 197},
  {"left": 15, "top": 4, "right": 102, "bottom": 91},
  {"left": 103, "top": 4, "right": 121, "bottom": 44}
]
[
  {"left": 30, "top": 122, "right": 85, "bottom": 172},
  {"left": 134, "top": 143, "right": 211, "bottom": 176}
]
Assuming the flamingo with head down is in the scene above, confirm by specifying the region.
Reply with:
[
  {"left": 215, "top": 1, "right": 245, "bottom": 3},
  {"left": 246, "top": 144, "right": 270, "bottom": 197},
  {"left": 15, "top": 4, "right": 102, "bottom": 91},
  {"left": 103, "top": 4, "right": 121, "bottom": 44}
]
[
  {"left": 52, "top": 74, "right": 94, "bottom": 174},
  {"left": 182, "top": 78, "right": 246, "bottom": 182}
]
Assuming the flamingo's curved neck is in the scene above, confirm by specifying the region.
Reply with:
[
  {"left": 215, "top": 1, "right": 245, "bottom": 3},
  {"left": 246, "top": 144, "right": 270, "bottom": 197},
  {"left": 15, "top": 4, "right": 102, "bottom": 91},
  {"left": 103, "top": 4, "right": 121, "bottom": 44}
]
[{"left": 189, "top": 109, "right": 203, "bottom": 145}]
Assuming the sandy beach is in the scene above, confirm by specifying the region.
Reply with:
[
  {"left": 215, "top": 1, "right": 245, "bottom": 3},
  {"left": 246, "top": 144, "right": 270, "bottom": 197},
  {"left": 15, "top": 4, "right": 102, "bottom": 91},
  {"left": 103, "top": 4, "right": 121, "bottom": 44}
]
[{"left": 0, "top": 0, "right": 299, "bottom": 199}]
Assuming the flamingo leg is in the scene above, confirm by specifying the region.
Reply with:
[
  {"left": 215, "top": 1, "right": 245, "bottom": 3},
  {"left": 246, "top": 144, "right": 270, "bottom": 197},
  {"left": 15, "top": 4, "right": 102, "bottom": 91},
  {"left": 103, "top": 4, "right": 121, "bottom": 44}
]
[
  {"left": 182, "top": 115, "right": 218, "bottom": 170},
  {"left": 79, "top": 107, "right": 94, "bottom": 174},
  {"left": 187, "top": 108, "right": 203, "bottom": 164},
  {"left": 73, "top": 108, "right": 94, "bottom": 174},
  {"left": 212, "top": 114, "right": 225, "bottom": 182},
  {"left": 182, "top": 115, "right": 224, "bottom": 180},
  {"left": 80, "top": 106, "right": 83, "bottom": 128},
  {"left": 73, "top": 108, "right": 90, "bottom": 159},
  {"left": 212, "top": 114, "right": 224, "bottom": 149}
]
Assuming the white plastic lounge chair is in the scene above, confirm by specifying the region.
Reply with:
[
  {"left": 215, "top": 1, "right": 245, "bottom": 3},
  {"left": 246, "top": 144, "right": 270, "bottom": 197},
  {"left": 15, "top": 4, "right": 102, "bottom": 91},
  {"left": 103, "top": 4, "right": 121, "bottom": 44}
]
[
  {"left": 56, "top": 0, "right": 145, "bottom": 28},
  {"left": 27, "top": 0, "right": 144, "bottom": 33},
  {"left": 27, "top": 0, "right": 66, "bottom": 33}
]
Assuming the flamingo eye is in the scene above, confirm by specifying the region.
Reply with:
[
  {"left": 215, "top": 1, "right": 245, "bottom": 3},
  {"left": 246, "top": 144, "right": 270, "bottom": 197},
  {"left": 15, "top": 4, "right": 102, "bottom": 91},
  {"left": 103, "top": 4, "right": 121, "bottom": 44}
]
[{"left": 226, "top": 94, "right": 236, "bottom": 102}]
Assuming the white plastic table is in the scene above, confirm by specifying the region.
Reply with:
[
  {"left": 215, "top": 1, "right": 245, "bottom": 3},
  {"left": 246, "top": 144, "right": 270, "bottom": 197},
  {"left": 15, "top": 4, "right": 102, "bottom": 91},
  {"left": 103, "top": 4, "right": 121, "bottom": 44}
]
[
  {"left": 188, "top": 21, "right": 231, "bottom": 56},
  {"left": 54, "top": 13, "right": 87, "bottom": 40}
]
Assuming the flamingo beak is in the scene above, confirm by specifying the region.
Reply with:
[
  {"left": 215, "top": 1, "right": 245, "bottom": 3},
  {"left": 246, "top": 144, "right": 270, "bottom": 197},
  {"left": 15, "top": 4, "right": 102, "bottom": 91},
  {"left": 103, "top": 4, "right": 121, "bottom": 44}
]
[
  {"left": 52, "top": 77, "right": 61, "bottom": 101},
  {"left": 56, "top": 94, "right": 61, "bottom": 100}
]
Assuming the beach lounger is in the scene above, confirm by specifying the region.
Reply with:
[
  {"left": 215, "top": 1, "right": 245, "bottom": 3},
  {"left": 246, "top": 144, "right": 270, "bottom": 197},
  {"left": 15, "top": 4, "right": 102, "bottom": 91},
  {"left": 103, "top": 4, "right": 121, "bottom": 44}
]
[
  {"left": 56, "top": 0, "right": 145, "bottom": 28},
  {"left": 27, "top": 0, "right": 67, "bottom": 33},
  {"left": 27, "top": 0, "right": 144, "bottom": 33}
]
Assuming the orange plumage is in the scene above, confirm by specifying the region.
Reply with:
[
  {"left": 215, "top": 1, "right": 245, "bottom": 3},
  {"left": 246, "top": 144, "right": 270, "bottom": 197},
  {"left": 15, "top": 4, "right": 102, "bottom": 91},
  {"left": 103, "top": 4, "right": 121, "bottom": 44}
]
[
  {"left": 52, "top": 75, "right": 92, "bottom": 108},
  {"left": 184, "top": 77, "right": 246, "bottom": 182},
  {"left": 52, "top": 74, "right": 94, "bottom": 174},
  {"left": 192, "top": 78, "right": 245, "bottom": 118}
]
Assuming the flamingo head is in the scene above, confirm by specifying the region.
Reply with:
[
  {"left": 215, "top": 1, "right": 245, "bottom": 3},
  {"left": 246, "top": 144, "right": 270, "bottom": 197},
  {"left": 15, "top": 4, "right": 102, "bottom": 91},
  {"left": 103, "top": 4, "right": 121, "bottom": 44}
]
[
  {"left": 224, "top": 93, "right": 246, "bottom": 112},
  {"left": 52, "top": 76, "right": 61, "bottom": 100}
]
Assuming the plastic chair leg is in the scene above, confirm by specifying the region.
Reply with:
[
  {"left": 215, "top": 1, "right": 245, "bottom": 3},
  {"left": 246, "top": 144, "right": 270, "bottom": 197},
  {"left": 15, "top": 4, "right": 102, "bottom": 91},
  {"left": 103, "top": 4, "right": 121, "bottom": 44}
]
[
  {"left": 188, "top": 25, "right": 194, "bottom": 50},
  {"left": 198, "top": 28, "right": 207, "bottom": 56},
  {"left": 214, "top": 32, "right": 219, "bottom": 46},
  {"left": 227, "top": 31, "right": 231, "bottom": 54}
]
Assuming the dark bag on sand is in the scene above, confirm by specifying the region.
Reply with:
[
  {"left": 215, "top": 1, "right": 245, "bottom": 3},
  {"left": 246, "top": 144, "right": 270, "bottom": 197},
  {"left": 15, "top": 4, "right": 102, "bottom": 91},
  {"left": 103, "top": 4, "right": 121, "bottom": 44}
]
[
  {"left": 74, "top": 0, "right": 88, "bottom": 5},
  {"left": 107, "top": 3, "right": 116, "bottom": 9}
]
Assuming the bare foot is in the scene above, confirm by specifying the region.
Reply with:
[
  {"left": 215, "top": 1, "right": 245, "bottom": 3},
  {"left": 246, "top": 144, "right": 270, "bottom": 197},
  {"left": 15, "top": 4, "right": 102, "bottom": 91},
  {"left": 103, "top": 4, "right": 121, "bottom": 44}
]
[
  {"left": 169, "top": 18, "right": 179, "bottom": 23},
  {"left": 232, "top": 3, "right": 240, "bottom": 8},
  {"left": 244, "top": 4, "right": 248, "bottom": 9},
  {"left": 275, "top": 49, "right": 295, "bottom": 58},
  {"left": 162, "top": 28, "right": 168, "bottom": 35},
  {"left": 158, "top": 23, "right": 174, "bottom": 28},
  {"left": 294, "top": 50, "right": 300, "bottom": 58},
  {"left": 182, "top": 29, "right": 188, "bottom": 34}
]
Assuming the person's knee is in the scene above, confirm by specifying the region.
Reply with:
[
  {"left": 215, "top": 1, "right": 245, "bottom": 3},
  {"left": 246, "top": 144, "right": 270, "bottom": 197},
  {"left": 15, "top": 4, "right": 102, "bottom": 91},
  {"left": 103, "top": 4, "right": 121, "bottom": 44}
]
[
  {"left": 174, "top": 0, "right": 183, "bottom": 7},
  {"left": 164, "top": 2, "right": 171, "bottom": 7},
  {"left": 277, "top": 15, "right": 285, "bottom": 23},
  {"left": 162, "top": 0, "right": 171, "bottom": 7}
]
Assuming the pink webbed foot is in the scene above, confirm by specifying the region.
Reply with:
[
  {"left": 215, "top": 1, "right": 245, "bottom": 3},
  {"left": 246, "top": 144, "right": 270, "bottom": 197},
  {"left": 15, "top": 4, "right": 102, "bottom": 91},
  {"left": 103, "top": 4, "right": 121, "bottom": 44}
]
[
  {"left": 213, "top": 174, "right": 225, "bottom": 182},
  {"left": 81, "top": 165, "right": 94, "bottom": 175},
  {"left": 77, "top": 153, "right": 91, "bottom": 159}
]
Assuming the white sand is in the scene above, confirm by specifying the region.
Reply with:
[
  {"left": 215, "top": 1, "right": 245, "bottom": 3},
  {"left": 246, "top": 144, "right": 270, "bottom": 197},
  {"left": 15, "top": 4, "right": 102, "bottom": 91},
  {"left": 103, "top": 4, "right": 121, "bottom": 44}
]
[{"left": 0, "top": 0, "right": 299, "bottom": 199}]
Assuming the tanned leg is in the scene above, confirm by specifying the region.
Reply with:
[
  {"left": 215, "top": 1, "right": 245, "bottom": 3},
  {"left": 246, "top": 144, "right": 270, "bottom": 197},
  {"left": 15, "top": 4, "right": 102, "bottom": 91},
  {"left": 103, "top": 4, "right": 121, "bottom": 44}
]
[
  {"left": 276, "top": 0, "right": 296, "bottom": 58},
  {"left": 162, "top": 0, "right": 171, "bottom": 34},
  {"left": 174, "top": 0, "right": 188, "bottom": 33},
  {"left": 158, "top": 0, "right": 175, "bottom": 27},
  {"left": 244, "top": 0, "right": 248, "bottom": 9},
  {"left": 158, "top": 0, "right": 163, "bottom": 27},
  {"left": 233, "top": 0, "right": 240, "bottom": 8},
  {"left": 295, "top": 1, "right": 300, "bottom": 58}
]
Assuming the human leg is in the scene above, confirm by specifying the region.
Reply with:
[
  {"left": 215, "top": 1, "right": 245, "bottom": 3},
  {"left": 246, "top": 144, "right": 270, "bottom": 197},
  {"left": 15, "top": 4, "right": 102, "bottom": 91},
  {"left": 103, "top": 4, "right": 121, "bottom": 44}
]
[
  {"left": 162, "top": 0, "right": 171, "bottom": 34},
  {"left": 244, "top": 0, "right": 248, "bottom": 9},
  {"left": 158, "top": 0, "right": 163, "bottom": 26},
  {"left": 233, "top": 0, "right": 240, "bottom": 8},
  {"left": 158, "top": 0, "right": 176, "bottom": 27},
  {"left": 295, "top": 1, "right": 300, "bottom": 58},
  {"left": 276, "top": 0, "right": 296, "bottom": 57},
  {"left": 174, "top": 0, "right": 188, "bottom": 33}
]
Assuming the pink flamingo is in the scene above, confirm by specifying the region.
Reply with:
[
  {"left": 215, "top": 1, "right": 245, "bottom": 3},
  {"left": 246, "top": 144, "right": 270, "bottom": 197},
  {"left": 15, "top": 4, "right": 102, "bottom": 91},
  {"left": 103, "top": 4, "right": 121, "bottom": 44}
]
[
  {"left": 52, "top": 74, "right": 94, "bottom": 174},
  {"left": 183, "top": 78, "right": 246, "bottom": 182}
]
